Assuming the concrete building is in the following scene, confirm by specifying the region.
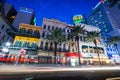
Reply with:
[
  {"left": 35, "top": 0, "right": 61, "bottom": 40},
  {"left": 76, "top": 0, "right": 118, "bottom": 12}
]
[
  {"left": 8, "top": 23, "right": 42, "bottom": 63},
  {"left": 12, "top": 7, "right": 35, "bottom": 30},
  {"left": 39, "top": 18, "right": 110, "bottom": 64},
  {"left": 10, "top": 23, "right": 41, "bottom": 54},
  {"left": 0, "top": 15, "right": 14, "bottom": 46}
]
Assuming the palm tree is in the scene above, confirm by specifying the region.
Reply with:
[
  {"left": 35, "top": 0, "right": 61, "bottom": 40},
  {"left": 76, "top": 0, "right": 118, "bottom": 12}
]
[
  {"left": 70, "top": 25, "right": 86, "bottom": 65},
  {"left": 107, "top": 36, "right": 120, "bottom": 55},
  {"left": 67, "top": 34, "right": 76, "bottom": 52},
  {"left": 87, "top": 31, "right": 101, "bottom": 65},
  {"left": 46, "top": 28, "right": 67, "bottom": 64}
]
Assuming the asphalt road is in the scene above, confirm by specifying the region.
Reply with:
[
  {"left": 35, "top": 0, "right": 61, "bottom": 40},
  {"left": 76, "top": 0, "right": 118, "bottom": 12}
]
[{"left": 0, "top": 64, "right": 120, "bottom": 80}]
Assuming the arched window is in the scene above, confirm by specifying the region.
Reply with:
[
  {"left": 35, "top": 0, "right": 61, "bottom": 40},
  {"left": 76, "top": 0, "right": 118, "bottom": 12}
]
[
  {"left": 40, "top": 41, "right": 43, "bottom": 49},
  {"left": 22, "top": 41, "right": 27, "bottom": 47},
  {"left": 34, "top": 30, "right": 40, "bottom": 37},
  {"left": 42, "top": 31, "right": 45, "bottom": 38},
  {"left": 82, "top": 45, "right": 88, "bottom": 53},
  {"left": 27, "top": 29, "right": 33, "bottom": 34},
  {"left": 63, "top": 44, "right": 66, "bottom": 51},
  {"left": 14, "top": 41, "right": 19, "bottom": 47},
  {"left": 19, "top": 28, "right": 26, "bottom": 33},
  {"left": 31, "top": 42, "right": 38, "bottom": 49},
  {"left": 45, "top": 42, "right": 48, "bottom": 50},
  {"left": 43, "top": 24, "right": 46, "bottom": 29},
  {"left": 50, "top": 43, "right": 53, "bottom": 51}
]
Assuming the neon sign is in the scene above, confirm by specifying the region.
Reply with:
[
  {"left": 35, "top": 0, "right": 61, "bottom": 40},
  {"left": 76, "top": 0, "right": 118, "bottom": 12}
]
[{"left": 73, "top": 15, "right": 85, "bottom": 24}]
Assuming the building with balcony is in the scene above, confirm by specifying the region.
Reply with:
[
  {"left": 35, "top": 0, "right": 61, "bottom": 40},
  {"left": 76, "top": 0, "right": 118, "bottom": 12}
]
[
  {"left": 9, "top": 23, "right": 42, "bottom": 60},
  {"left": 39, "top": 18, "right": 110, "bottom": 64}
]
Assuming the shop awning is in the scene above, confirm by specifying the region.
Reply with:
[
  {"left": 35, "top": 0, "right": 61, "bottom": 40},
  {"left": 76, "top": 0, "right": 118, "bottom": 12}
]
[
  {"left": 66, "top": 52, "right": 82, "bottom": 58},
  {"left": 56, "top": 52, "right": 82, "bottom": 58}
]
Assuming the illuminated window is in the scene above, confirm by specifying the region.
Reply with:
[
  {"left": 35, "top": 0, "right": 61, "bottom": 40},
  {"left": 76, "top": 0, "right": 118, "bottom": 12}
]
[
  {"left": 82, "top": 45, "right": 88, "bottom": 53},
  {"left": 89, "top": 47, "right": 93, "bottom": 53}
]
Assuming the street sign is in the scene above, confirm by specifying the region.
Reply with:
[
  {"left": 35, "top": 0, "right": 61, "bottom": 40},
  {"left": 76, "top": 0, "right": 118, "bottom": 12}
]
[{"left": 20, "top": 49, "right": 26, "bottom": 55}]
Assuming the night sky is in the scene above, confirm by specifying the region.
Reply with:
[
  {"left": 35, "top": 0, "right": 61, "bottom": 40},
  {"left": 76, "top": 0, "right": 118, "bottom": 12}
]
[{"left": 6, "top": 0, "right": 99, "bottom": 26}]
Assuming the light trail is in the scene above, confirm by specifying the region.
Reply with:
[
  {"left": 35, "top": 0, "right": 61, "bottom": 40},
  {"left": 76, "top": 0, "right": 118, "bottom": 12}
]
[{"left": 0, "top": 66, "right": 120, "bottom": 74}]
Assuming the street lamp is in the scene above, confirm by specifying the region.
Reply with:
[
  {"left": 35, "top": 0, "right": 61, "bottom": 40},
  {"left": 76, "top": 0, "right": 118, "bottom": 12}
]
[
  {"left": 2, "top": 47, "right": 9, "bottom": 53},
  {"left": 6, "top": 42, "right": 11, "bottom": 47}
]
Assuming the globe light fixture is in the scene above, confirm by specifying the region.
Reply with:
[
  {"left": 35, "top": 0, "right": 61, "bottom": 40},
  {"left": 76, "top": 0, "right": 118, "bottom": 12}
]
[
  {"left": 6, "top": 42, "right": 11, "bottom": 47},
  {"left": 2, "top": 47, "right": 9, "bottom": 53}
]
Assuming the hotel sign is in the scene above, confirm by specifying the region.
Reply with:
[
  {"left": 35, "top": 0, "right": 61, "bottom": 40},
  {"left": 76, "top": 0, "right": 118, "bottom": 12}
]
[{"left": 73, "top": 15, "right": 85, "bottom": 24}]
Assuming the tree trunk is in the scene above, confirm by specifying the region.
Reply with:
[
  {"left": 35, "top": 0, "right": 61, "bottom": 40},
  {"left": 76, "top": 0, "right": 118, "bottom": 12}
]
[
  {"left": 54, "top": 42, "right": 57, "bottom": 64},
  {"left": 94, "top": 40, "right": 101, "bottom": 65},
  {"left": 115, "top": 44, "right": 120, "bottom": 56},
  {"left": 77, "top": 36, "right": 81, "bottom": 66}
]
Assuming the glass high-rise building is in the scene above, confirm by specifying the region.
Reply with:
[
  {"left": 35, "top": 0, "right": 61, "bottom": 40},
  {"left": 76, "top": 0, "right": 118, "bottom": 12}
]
[
  {"left": 87, "top": 1, "right": 120, "bottom": 63},
  {"left": 12, "top": 7, "right": 35, "bottom": 30},
  {"left": 87, "top": 1, "right": 120, "bottom": 35}
]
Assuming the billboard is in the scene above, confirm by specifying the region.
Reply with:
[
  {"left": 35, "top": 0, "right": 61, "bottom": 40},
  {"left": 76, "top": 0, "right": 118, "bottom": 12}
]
[{"left": 73, "top": 15, "right": 85, "bottom": 24}]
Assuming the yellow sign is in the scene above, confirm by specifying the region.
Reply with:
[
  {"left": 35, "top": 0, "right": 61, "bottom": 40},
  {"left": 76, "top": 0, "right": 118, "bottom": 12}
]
[{"left": 73, "top": 15, "right": 83, "bottom": 21}]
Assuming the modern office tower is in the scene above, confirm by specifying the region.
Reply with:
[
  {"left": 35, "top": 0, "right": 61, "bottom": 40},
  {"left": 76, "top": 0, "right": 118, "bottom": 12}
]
[
  {"left": 87, "top": 1, "right": 120, "bottom": 35},
  {"left": 87, "top": 1, "right": 120, "bottom": 63},
  {"left": 0, "top": 0, "right": 6, "bottom": 15},
  {"left": 4, "top": 3, "right": 17, "bottom": 24},
  {"left": 0, "top": 15, "right": 14, "bottom": 46},
  {"left": 12, "top": 7, "right": 35, "bottom": 30}
]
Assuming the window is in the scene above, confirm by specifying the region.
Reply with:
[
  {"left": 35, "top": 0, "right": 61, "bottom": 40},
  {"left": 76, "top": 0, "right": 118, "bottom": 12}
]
[
  {"left": 48, "top": 26, "right": 50, "bottom": 30},
  {"left": 34, "top": 30, "right": 40, "bottom": 37},
  {"left": 63, "top": 44, "right": 66, "bottom": 51},
  {"left": 80, "top": 36, "right": 82, "bottom": 41},
  {"left": 40, "top": 41, "right": 43, "bottom": 49},
  {"left": 56, "top": 27, "right": 58, "bottom": 30},
  {"left": 82, "top": 45, "right": 88, "bottom": 53},
  {"left": 63, "top": 28, "right": 65, "bottom": 33},
  {"left": 31, "top": 42, "right": 37, "bottom": 49},
  {"left": 1, "top": 25, "right": 4, "bottom": 29},
  {"left": 45, "top": 42, "right": 48, "bottom": 50},
  {"left": 43, "top": 24, "right": 46, "bottom": 29},
  {"left": 22, "top": 41, "right": 27, "bottom": 47},
  {"left": 2, "top": 35, "right": 5, "bottom": 40},
  {"left": 67, "top": 29, "right": 69, "bottom": 33},
  {"left": 89, "top": 47, "right": 93, "bottom": 53},
  {"left": 42, "top": 31, "right": 45, "bottom": 38},
  {"left": 27, "top": 29, "right": 33, "bottom": 34},
  {"left": 50, "top": 43, "right": 53, "bottom": 51},
  {"left": 19, "top": 28, "right": 26, "bottom": 33},
  {"left": 6, "top": 29, "right": 9, "bottom": 32},
  {"left": 52, "top": 26, "right": 54, "bottom": 30}
]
